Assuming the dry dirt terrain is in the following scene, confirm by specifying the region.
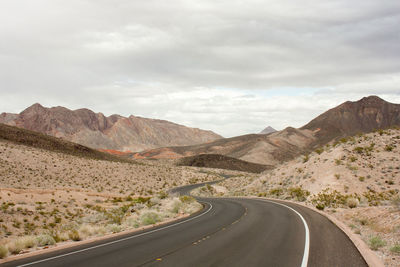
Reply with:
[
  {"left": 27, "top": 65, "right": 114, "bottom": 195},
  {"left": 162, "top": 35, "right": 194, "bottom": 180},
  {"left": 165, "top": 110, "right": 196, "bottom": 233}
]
[
  {"left": 0, "top": 138, "right": 222, "bottom": 260},
  {"left": 195, "top": 128, "right": 400, "bottom": 266}
]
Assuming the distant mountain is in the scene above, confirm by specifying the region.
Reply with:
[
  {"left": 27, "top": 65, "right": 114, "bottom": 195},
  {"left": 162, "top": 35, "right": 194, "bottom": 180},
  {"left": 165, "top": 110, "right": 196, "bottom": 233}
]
[
  {"left": 259, "top": 126, "right": 277, "bottom": 135},
  {"left": 132, "top": 96, "right": 400, "bottom": 165},
  {"left": 0, "top": 104, "right": 222, "bottom": 152},
  {"left": 301, "top": 95, "right": 400, "bottom": 144},
  {"left": 133, "top": 127, "right": 316, "bottom": 165}
]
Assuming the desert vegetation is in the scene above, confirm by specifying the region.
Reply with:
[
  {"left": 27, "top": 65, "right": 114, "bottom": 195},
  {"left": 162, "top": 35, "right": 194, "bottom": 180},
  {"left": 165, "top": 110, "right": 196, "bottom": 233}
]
[
  {"left": 200, "top": 128, "right": 400, "bottom": 266},
  {"left": 0, "top": 139, "right": 220, "bottom": 259}
]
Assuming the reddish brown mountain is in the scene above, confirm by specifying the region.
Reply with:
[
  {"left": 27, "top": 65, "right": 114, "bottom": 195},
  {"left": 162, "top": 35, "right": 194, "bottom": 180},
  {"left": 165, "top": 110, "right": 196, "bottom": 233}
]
[
  {"left": 0, "top": 104, "right": 222, "bottom": 152},
  {"left": 301, "top": 95, "right": 400, "bottom": 144},
  {"left": 133, "top": 96, "right": 400, "bottom": 165}
]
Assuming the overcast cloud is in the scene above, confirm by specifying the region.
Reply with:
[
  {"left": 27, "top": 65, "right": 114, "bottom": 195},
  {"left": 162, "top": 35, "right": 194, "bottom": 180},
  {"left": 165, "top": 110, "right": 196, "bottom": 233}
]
[{"left": 1, "top": 0, "right": 399, "bottom": 137}]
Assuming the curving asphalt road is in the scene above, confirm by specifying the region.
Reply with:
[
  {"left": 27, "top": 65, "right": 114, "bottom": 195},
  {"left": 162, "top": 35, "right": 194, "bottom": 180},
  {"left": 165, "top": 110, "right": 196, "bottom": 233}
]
[{"left": 2, "top": 182, "right": 367, "bottom": 267}]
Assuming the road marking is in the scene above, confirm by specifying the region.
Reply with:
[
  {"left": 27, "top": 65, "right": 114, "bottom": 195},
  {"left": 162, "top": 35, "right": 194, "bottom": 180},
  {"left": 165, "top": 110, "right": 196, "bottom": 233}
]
[
  {"left": 260, "top": 200, "right": 310, "bottom": 267},
  {"left": 17, "top": 202, "right": 213, "bottom": 267}
]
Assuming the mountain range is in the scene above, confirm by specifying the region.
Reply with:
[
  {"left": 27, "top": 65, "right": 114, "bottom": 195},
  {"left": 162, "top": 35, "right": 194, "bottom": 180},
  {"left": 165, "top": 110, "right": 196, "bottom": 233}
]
[
  {"left": 0, "top": 103, "right": 222, "bottom": 152},
  {"left": 1, "top": 96, "right": 399, "bottom": 167},
  {"left": 133, "top": 96, "right": 400, "bottom": 165}
]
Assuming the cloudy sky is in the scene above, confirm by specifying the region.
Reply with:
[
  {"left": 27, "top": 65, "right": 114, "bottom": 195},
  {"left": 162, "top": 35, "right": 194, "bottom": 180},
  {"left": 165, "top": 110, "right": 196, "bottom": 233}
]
[{"left": 1, "top": 0, "right": 399, "bottom": 137}]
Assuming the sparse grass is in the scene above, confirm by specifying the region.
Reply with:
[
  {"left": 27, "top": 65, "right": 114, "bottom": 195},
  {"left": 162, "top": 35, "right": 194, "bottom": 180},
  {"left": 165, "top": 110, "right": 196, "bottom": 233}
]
[
  {"left": 390, "top": 243, "right": 400, "bottom": 254},
  {"left": 140, "top": 212, "right": 160, "bottom": 225},
  {"left": 0, "top": 245, "right": 7, "bottom": 258},
  {"left": 369, "top": 236, "right": 386, "bottom": 250}
]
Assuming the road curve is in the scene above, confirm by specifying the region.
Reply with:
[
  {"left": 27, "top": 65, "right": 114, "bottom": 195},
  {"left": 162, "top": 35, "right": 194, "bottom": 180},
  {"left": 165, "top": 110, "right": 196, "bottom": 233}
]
[{"left": 2, "top": 183, "right": 367, "bottom": 267}]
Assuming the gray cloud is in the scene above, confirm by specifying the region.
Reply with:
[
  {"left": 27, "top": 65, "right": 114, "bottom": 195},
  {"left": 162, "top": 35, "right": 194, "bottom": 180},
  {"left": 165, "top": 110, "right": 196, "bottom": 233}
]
[{"left": 1, "top": 0, "right": 399, "bottom": 137}]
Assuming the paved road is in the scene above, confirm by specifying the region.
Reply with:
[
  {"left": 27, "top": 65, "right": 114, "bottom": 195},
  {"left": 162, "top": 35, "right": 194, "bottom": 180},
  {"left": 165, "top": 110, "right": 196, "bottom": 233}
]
[{"left": 3, "top": 182, "right": 367, "bottom": 267}]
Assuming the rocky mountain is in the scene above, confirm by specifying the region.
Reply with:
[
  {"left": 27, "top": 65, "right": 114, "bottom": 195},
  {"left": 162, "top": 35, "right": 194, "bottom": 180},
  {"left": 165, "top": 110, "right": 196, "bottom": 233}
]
[
  {"left": 259, "top": 126, "right": 277, "bottom": 134},
  {"left": 133, "top": 96, "right": 400, "bottom": 165},
  {"left": 0, "top": 104, "right": 222, "bottom": 152},
  {"left": 301, "top": 95, "right": 400, "bottom": 145}
]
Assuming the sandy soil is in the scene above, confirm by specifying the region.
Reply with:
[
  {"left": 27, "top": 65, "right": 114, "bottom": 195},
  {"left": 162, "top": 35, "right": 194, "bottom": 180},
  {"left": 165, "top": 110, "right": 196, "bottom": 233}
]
[{"left": 0, "top": 139, "right": 220, "bottom": 259}]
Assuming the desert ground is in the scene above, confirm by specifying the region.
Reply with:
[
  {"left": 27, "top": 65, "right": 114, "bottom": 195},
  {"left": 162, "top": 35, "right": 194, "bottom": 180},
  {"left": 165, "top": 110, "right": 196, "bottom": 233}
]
[{"left": 0, "top": 139, "right": 225, "bottom": 259}]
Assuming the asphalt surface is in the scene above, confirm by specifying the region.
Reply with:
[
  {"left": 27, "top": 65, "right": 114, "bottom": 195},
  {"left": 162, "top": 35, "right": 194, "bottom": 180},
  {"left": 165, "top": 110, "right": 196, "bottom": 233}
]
[{"left": 2, "top": 182, "right": 367, "bottom": 267}]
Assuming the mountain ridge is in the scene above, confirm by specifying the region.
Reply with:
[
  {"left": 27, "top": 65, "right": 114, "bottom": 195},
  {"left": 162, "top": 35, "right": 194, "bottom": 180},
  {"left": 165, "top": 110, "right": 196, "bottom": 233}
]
[
  {"left": 0, "top": 104, "right": 222, "bottom": 152},
  {"left": 133, "top": 95, "right": 400, "bottom": 165}
]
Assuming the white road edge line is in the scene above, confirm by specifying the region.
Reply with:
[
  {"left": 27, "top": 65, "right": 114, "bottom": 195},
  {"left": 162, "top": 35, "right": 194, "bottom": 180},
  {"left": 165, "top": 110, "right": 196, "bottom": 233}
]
[
  {"left": 260, "top": 200, "right": 310, "bottom": 267},
  {"left": 17, "top": 202, "right": 213, "bottom": 267}
]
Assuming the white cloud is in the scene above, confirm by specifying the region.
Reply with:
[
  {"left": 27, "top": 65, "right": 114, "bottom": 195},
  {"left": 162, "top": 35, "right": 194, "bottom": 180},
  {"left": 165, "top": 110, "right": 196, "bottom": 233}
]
[{"left": 0, "top": 0, "right": 399, "bottom": 137}]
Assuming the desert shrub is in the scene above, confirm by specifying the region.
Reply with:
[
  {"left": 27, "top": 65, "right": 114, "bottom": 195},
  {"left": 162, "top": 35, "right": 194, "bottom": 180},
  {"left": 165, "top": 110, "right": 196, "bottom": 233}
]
[
  {"left": 303, "top": 154, "right": 309, "bottom": 163},
  {"left": 358, "top": 176, "right": 365, "bottom": 182},
  {"left": 354, "top": 147, "right": 364, "bottom": 154},
  {"left": 68, "top": 230, "right": 81, "bottom": 241},
  {"left": 363, "top": 191, "right": 392, "bottom": 206},
  {"left": 347, "top": 198, "right": 358, "bottom": 208},
  {"left": 19, "top": 236, "right": 36, "bottom": 248},
  {"left": 316, "top": 203, "right": 325, "bottom": 210},
  {"left": 288, "top": 187, "right": 310, "bottom": 202},
  {"left": 169, "top": 199, "right": 182, "bottom": 213},
  {"left": 334, "top": 174, "right": 340, "bottom": 179},
  {"left": 158, "top": 191, "right": 168, "bottom": 199},
  {"left": 269, "top": 188, "right": 283, "bottom": 196},
  {"left": 311, "top": 189, "right": 354, "bottom": 208},
  {"left": 106, "top": 224, "right": 121, "bottom": 233},
  {"left": 7, "top": 239, "right": 25, "bottom": 254},
  {"left": 390, "top": 244, "right": 400, "bottom": 254},
  {"left": 35, "top": 234, "right": 56, "bottom": 246},
  {"left": 0, "top": 245, "right": 7, "bottom": 258},
  {"left": 179, "top": 195, "right": 195, "bottom": 203},
  {"left": 349, "top": 156, "right": 357, "bottom": 162},
  {"left": 385, "top": 145, "right": 394, "bottom": 152},
  {"left": 335, "top": 159, "right": 342, "bottom": 165},
  {"left": 315, "top": 148, "right": 324, "bottom": 155},
  {"left": 369, "top": 236, "right": 386, "bottom": 250},
  {"left": 141, "top": 212, "right": 160, "bottom": 225}
]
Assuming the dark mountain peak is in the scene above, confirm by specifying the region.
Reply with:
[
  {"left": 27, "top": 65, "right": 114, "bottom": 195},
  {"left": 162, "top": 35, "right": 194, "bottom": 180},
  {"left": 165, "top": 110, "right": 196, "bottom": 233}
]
[
  {"left": 259, "top": 126, "right": 277, "bottom": 135},
  {"left": 301, "top": 96, "right": 400, "bottom": 144}
]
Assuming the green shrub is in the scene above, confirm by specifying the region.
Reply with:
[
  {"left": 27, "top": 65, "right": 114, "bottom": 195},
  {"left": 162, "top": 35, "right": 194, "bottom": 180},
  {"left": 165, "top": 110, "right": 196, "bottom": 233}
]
[
  {"left": 369, "top": 236, "right": 386, "bottom": 250},
  {"left": 179, "top": 195, "right": 195, "bottom": 203},
  {"left": 315, "top": 148, "right": 324, "bottom": 155},
  {"left": 269, "top": 188, "right": 283, "bottom": 196},
  {"left": 303, "top": 154, "right": 310, "bottom": 163},
  {"left": 141, "top": 212, "right": 160, "bottom": 225},
  {"left": 35, "top": 234, "right": 56, "bottom": 246},
  {"left": 385, "top": 145, "right": 394, "bottom": 152},
  {"left": 0, "top": 245, "right": 7, "bottom": 258},
  {"left": 358, "top": 176, "right": 365, "bottom": 182},
  {"left": 390, "top": 244, "right": 400, "bottom": 254},
  {"left": 354, "top": 147, "right": 364, "bottom": 154},
  {"left": 316, "top": 203, "right": 325, "bottom": 210},
  {"left": 288, "top": 187, "right": 310, "bottom": 202}
]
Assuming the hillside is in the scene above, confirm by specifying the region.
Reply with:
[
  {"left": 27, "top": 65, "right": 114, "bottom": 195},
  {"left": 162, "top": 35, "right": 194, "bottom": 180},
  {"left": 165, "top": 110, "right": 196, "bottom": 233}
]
[
  {"left": 177, "top": 154, "right": 272, "bottom": 173},
  {"left": 0, "top": 103, "right": 222, "bottom": 152},
  {"left": 201, "top": 128, "right": 400, "bottom": 266},
  {"left": 133, "top": 127, "right": 316, "bottom": 165},
  {"left": 0, "top": 123, "right": 131, "bottom": 163},
  {"left": 133, "top": 96, "right": 400, "bottom": 166}
]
